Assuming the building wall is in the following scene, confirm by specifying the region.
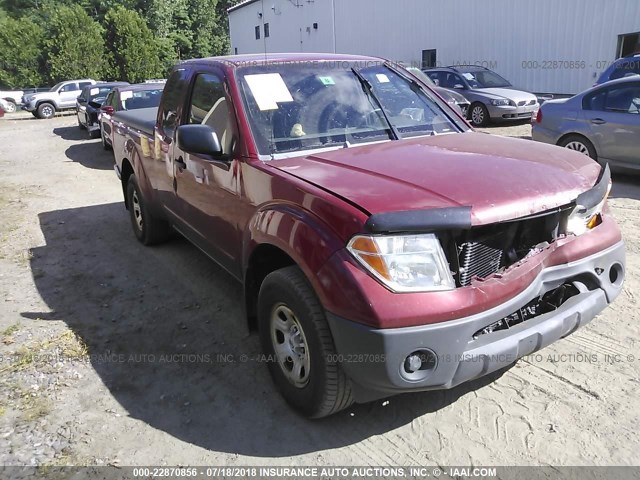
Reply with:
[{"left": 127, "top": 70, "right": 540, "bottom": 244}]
[{"left": 228, "top": 0, "right": 640, "bottom": 94}]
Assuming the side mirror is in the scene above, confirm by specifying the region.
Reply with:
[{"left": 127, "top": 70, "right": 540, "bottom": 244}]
[
  {"left": 100, "top": 105, "right": 114, "bottom": 115},
  {"left": 177, "top": 124, "right": 222, "bottom": 157}
]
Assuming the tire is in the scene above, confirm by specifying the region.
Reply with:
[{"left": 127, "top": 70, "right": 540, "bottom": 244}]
[
  {"left": 101, "top": 126, "right": 111, "bottom": 150},
  {"left": 469, "top": 102, "right": 490, "bottom": 127},
  {"left": 3, "top": 100, "right": 16, "bottom": 113},
  {"left": 36, "top": 102, "right": 55, "bottom": 120},
  {"left": 258, "top": 266, "right": 354, "bottom": 418},
  {"left": 126, "top": 175, "right": 170, "bottom": 246},
  {"left": 77, "top": 113, "right": 86, "bottom": 130},
  {"left": 558, "top": 134, "right": 597, "bottom": 160}
]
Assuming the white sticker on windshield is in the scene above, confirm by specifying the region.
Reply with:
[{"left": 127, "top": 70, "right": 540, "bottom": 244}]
[
  {"left": 120, "top": 91, "right": 133, "bottom": 101},
  {"left": 376, "top": 74, "right": 390, "bottom": 83},
  {"left": 461, "top": 73, "right": 475, "bottom": 80},
  {"left": 90, "top": 88, "right": 99, "bottom": 96},
  {"left": 245, "top": 73, "right": 293, "bottom": 111}
]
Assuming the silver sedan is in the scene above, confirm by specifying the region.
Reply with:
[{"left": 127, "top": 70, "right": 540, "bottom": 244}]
[{"left": 532, "top": 77, "right": 640, "bottom": 172}]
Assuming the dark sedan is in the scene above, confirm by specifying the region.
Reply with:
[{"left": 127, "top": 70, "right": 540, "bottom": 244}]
[
  {"left": 99, "top": 83, "right": 164, "bottom": 150},
  {"left": 77, "top": 82, "right": 129, "bottom": 137}
]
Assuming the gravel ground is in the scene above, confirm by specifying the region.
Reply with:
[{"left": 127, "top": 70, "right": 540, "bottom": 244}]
[{"left": 0, "top": 112, "right": 638, "bottom": 468}]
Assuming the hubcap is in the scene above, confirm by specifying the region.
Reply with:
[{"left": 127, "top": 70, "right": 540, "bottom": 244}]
[
  {"left": 42, "top": 105, "right": 53, "bottom": 117},
  {"left": 472, "top": 106, "right": 484, "bottom": 125},
  {"left": 132, "top": 190, "right": 143, "bottom": 231},
  {"left": 5, "top": 102, "right": 16, "bottom": 113},
  {"left": 270, "top": 304, "right": 310, "bottom": 388},
  {"left": 565, "top": 141, "right": 589, "bottom": 156}
]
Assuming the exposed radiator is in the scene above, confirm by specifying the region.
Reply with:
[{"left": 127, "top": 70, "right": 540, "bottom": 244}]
[{"left": 459, "top": 241, "right": 503, "bottom": 287}]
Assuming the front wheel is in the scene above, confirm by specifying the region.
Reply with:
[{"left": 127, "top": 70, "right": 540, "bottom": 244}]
[
  {"left": 36, "top": 102, "right": 55, "bottom": 119},
  {"left": 469, "top": 102, "right": 490, "bottom": 127},
  {"left": 258, "top": 266, "right": 354, "bottom": 418},
  {"left": 126, "top": 175, "right": 170, "bottom": 245}
]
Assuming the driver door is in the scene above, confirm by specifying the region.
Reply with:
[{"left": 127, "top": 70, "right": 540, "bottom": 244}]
[
  {"left": 58, "top": 83, "right": 81, "bottom": 108},
  {"left": 172, "top": 70, "right": 242, "bottom": 277}
]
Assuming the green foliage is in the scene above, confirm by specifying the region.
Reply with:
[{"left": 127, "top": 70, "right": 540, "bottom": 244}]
[
  {"left": 0, "top": 15, "right": 44, "bottom": 88},
  {"left": 43, "top": 5, "right": 107, "bottom": 82},
  {"left": 104, "top": 5, "right": 163, "bottom": 82},
  {"left": 0, "top": 0, "right": 236, "bottom": 88}
]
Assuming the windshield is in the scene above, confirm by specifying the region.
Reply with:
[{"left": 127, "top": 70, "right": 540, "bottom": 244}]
[
  {"left": 87, "top": 86, "right": 117, "bottom": 102},
  {"left": 120, "top": 89, "right": 163, "bottom": 110},
  {"left": 459, "top": 69, "right": 511, "bottom": 88},
  {"left": 237, "top": 62, "right": 462, "bottom": 157},
  {"left": 405, "top": 67, "right": 436, "bottom": 87},
  {"left": 50, "top": 82, "right": 65, "bottom": 92}
]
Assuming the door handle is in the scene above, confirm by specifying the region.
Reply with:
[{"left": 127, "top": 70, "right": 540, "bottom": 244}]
[
  {"left": 175, "top": 156, "right": 186, "bottom": 170},
  {"left": 591, "top": 118, "right": 607, "bottom": 125}
]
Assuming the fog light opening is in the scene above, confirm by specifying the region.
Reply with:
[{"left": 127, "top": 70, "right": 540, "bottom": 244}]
[
  {"left": 609, "top": 263, "right": 624, "bottom": 287},
  {"left": 402, "top": 350, "right": 437, "bottom": 377}
]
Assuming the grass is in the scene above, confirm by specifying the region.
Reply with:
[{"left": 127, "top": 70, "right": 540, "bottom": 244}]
[{"left": 2, "top": 322, "right": 20, "bottom": 336}]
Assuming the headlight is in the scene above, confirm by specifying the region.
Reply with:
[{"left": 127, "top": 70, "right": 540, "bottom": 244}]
[
  {"left": 490, "top": 99, "right": 510, "bottom": 106},
  {"left": 566, "top": 181, "right": 611, "bottom": 236},
  {"left": 347, "top": 234, "right": 455, "bottom": 292}
]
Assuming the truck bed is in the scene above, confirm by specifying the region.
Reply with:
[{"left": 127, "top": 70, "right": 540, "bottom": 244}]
[{"left": 113, "top": 107, "right": 158, "bottom": 137}]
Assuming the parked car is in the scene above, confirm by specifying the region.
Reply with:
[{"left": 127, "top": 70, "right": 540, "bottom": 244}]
[
  {"left": 0, "top": 89, "right": 24, "bottom": 113},
  {"left": 76, "top": 82, "right": 129, "bottom": 137},
  {"left": 111, "top": 53, "right": 624, "bottom": 418},
  {"left": 22, "top": 79, "right": 97, "bottom": 119},
  {"left": 99, "top": 83, "right": 164, "bottom": 150},
  {"left": 424, "top": 66, "right": 538, "bottom": 127},
  {"left": 595, "top": 54, "right": 640, "bottom": 86},
  {"left": 0, "top": 98, "right": 8, "bottom": 117},
  {"left": 405, "top": 67, "right": 470, "bottom": 117},
  {"left": 532, "top": 76, "right": 640, "bottom": 172}
]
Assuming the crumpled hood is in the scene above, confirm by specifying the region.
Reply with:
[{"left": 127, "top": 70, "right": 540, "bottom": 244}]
[{"left": 271, "top": 132, "right": 601, "bottom": 225}]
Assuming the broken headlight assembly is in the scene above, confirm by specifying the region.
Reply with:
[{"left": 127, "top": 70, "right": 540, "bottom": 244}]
[
  {"left": 347, "top": 234, "right": 455, "bottom": 292},
  {"left": 566, "top": 166, "right": 612, "bottom": 236}
]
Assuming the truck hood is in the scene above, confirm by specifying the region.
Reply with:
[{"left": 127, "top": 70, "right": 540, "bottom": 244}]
[{"left": 271, "top": 132, "right": 601, "bottom": 225}]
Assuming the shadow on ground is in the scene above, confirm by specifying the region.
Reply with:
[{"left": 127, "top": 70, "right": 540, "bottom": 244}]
[
  {"left": 611, "top": 173, "right": 640, "bottom": 201},
  {"left": 52, "top": 126, "right": 112, "bottom": 170},
  {"left": 24, "top": 202, "right": 508, "bottom": 457}
]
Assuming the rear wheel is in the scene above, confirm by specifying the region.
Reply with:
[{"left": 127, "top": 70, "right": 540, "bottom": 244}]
[
  {"left": 101, "top": 126, "right": 111, "bottom": 150},
  {"left": 3, "top": 100, "right": 16, "bottom": 113},
  {"left": 126, "top": 175, "right": 170, "bottom": 245},
  {"left": 558, "top": 134, "right": 597, "bottom": 160},
  {"left": 258, "top": 266, "right": 354, "bottom": 418},
  {"left": 36, "top": 102, "right": 55, "bottom": 120},
  {"left": 469, "top": 102, "right": 489, "bottom": 127}
]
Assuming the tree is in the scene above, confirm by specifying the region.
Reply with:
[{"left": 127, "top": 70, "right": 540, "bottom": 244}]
[
  {"left": 104, "top": 5, "right": 163, "bottom": 82},
  {"left": 42, "top": 5, "right": 107, "bottom": 82},
  {"left": 0, "top": 15, "right": 45, "bottom": 87}
]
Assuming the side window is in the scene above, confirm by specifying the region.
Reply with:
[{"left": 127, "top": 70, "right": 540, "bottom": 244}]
[
  {"left": 604, "top": 85, "right": 640, "bottom": 114},
  {"left": 60, "top": 83, "right": 78, "bottom": 92},
  {"left": 159, "top": 69, "right": 188, "bottom": 139},
  {"left": 426, "top": 72, "right": 441, "bottom": 86},
  {"left": 583, "top": 90, "right": 607, "bottom": 111},
  {"left": 104, "top": 92, "right": 114, "bottom": 108},
  {"left": 449, "top": 74, "right": 465, "bottom": 88},
  {"left": 188, "top": 73, "right": 233, "bottom": 155},
  {"left": 78, "top": 81, "right": 92, "bottom": 89}
]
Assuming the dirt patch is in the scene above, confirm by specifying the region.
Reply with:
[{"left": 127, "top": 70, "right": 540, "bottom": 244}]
[{"left": 0, "top": 112, "right": 638, "bottom": 467}]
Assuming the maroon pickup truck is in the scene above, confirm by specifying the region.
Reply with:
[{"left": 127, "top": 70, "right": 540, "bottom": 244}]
[{"left": 111, "top": 53, "right": 625, "bottom": 418}]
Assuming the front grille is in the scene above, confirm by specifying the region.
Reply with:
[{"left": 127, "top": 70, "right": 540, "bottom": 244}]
[{"left": 459, "top": 241, "right": 503, "bottom": 287}]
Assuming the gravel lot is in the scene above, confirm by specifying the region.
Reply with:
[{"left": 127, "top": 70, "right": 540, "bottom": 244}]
[{"left": 0, "top": 112, "right": 638, "bottom": 468}]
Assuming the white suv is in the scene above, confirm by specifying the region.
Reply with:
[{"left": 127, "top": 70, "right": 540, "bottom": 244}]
[{"left": 22, "top": 79, "right": 97, "bottom": 119}]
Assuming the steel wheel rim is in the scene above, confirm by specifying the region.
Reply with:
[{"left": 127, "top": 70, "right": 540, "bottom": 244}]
[
  {"left": 132, "top": 190, "right": 143, "bottom": 231},
  {"left": 5, "top": 102, "right": 16, "bottom": 113},
  {"left": 42, "top": 105, "right": 53, "bottom": 117},
  {"left": 472, "top": 106, "right": 484, "bottom": 125},
  {"left": 565, "top": 141, "right": 589, "bottom": 156},
  {"left": 270, "top": 303, "right": 310, "bottom": 388}
]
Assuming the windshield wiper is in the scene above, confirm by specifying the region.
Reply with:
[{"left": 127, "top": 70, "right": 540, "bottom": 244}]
[{"left": 351, "top": 67, "right": 401, "bottom": 140}]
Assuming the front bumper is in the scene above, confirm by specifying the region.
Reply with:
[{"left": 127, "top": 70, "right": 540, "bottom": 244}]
[
  {"left": 487, "top": 103, "right": 538, "bottom": 121},
  {"left": 327, "top": 240, "right": 625, "bottom": 402},
  {"left": 22, "top": 103, "right": 36, "bottom": 112}
]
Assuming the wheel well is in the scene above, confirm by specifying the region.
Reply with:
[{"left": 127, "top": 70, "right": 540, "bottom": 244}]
[
  {"left": 556, "top": 133, "right": 597, "bottom": 158},
  {"left": 244, "top": 244, "right": 296, "bottom": 330},
  {"left": 36, "top": 100, "right": 56, "bottom": 110},
  {"left": 120, "top": 159, "right": 134, "bottom": 208}
]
